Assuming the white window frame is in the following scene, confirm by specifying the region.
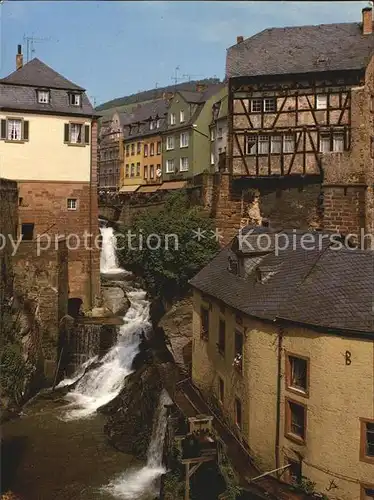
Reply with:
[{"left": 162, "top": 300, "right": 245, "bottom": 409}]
[
  {"left": 67, "top": 198, "right": 77, "bottom": 211},
  {"left": 7, "top": 119, "right": 22, "bottom": 141},
  {"left": 264, "top": 98, "right": 276, "bottom": 113},
  {"left": 166, "top": 159, "right": 175, "bottom": 173},
  {"left": 70, "top": 123, "right": 83, "bottom": 144},
  {"left": 319, "top": 134, "right": 331, "bottom": 153},
  {"left": 210, "top": 152, "right": 215, "bottom": 165},
  {"left": 180, "top": 132, "right": 189, "bottom": 148},
  {"left": 283, "top": 134, "right": 295, "bottom": 153},
  {"left": 180, "top": 110, "right": 185, "bottom": 123},
  {"left": 38, "top": 90, "right": 50, "bottom": 104},
  {"left": 251, "top": 99, "right": 262, "bottom": 113},
  {"left": 271, "top": 135, "right": 282, "bottom": 154},
  {"left": 166, "top": 136, "right": 174, "bottom": 151},
  {"left": 333, "top": 133, "right": 344, "bottom": 152},
  {"left": 70, "top": 93, "right": 81, "bottom": 106},
  {"left": 180, "top": 157, "right": 189, "bottom": 171},
  {"left": 258, "top": 135, "right": 269, "bottom": 154},
  {"left": 316, "top": 95, "right": 327, "bottom": 110},
  {"left": 156, "top": 119, "right": 161, "bottom": 129},
  {"left": 170, "top": 113, "right": 176, "bottom": 125},
  {"left": 150, "top": 121, "right": 155, "bottom": 130}
]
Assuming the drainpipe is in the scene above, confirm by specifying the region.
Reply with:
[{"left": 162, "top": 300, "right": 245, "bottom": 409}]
[
  {"left": 88, "top": 118, "right": 94, "bottom": 309},
  {"left": 275, "top": 323, "right": 283, "bottom": 475}
]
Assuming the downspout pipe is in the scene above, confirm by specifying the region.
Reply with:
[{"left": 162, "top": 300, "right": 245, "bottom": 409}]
[
  {"left": 88, "top": 117, "right": 95, "bottom": 309},
  {"left": 275, "top": 323, "right": 283, "bottom": 475}
]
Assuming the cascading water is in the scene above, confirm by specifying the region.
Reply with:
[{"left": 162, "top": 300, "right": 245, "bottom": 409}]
[
  {"left": 100, "top": 226, "right": 127, "bottom": 274},
  {"left": 103, "top": 390, "right": 171, "bottom": 499},
  {"left": 61, "top": 290, "right": 150, "bottom": 421}
]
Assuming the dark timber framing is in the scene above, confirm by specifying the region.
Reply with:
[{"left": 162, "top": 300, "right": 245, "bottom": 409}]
[{"left": 228, "top": 69, "right": 360, "bottom": 177}]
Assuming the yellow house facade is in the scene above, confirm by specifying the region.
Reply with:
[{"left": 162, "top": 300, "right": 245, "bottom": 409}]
[{"left": 190, "top": 229, "right": 374, "bottom": 500}]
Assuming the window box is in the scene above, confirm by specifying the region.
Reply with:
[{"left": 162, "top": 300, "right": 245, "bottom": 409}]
[
  {"left": 285, "top": 398, "right": 307, "bottom": 445},
  {"left": 285, "top": 352, "right": 309, "bottom": 397},
  {"left": 360, "top": 418, "right": 374, "bottom": 464}
]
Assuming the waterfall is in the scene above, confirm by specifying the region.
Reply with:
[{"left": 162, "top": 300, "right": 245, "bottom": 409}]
[
  {"left": 103, "top": 390, "right": 171, "bottom": 499},
  {"left": 100, "top": 226, "right": 126, "bottom": 274},
  {"left": 60, "top": 290, "right": 150, "bottom": 421},
  {"left": 56, "top": 356, "right": 98, "bottom": 389}
]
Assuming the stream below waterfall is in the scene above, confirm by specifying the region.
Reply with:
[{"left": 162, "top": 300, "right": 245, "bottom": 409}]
[{"left": 1, "top": 226, "right": 169, "bottom": 500}]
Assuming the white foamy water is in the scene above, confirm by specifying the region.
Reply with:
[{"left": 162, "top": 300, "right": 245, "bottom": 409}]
[
  {"left": 104, "top": 390, "right": 171, "bottom": 500},
  {"left": 56, "top": 356, "right": 98, "bottom": 388},
  {"left": 61, "top": 290, "right": 150, "bottom": 421},
  {"left": 100, "top": 226, "right": 127, "bottom": 274}
]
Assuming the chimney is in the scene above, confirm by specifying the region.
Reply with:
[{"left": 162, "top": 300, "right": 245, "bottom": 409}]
[
  {"left": 196, "top": 83, "right": 207, "bottom": 93},
  {"left": 362, "top": 7, "right": 373, "bottom": 35},
  {"left": 16, "top": 45, "right": 23, "bottom": 70},
  {"left": 237, "top": 36, "right": 244, "bottom": 44}
]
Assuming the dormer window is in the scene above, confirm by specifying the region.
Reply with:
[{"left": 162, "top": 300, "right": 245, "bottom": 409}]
[
  {"left": 70, "top": 93, "right": 81, "bottom": 106},
  {"left": 37, "top": 90, "right": 50, "bottom": 104},
  {"left": 150, "top": 120, "right": 156, "bottom": 130}
]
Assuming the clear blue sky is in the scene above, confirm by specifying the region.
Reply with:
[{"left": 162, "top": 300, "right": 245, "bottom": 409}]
[{"left": 0, "top": 1, "right": 368, "bottom": 106}]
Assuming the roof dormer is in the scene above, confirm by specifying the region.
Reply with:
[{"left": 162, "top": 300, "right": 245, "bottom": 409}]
[{"left": 69, "top": 92, "right": 82, "bottom": 107}]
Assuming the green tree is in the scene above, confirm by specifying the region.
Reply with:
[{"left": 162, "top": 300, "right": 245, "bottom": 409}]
[{"left": 118, "top": 191, "right": 219, "bottom": 301}]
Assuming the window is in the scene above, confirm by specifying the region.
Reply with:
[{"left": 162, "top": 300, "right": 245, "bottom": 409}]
[
  {"left": 360, "top": 419, "right": 374, "bottom": 463},
  {"left": 150, "top": 120, "right": 155, "bottom": 130},
  {"left": 180, "top": 132, "right": 189, "bottom": 148},
  {"left": 150, "top": 165, "right": 155, "bottom": 179},
  {"left": 251, "top": 99, "right": 262, "bottom": 113},
  {"left": 137, "top": 142, "right": 141, "bottom": 154},
  {"left": 258, "top": 135, "right": 269, "bottom": 154},
  {"left": 69, "top": 123, "right": 83, "bottom": 144},
  {"left": 235, "top": 398, "right": 242, "bottom": 429},
  {"left": 170, "top": 113, "right": 176, "bottom": 125},
  {"left": 211, "top": 152, "right": 215, "bottom": 165},
  {"left": 316, "top": 94, "right": 327, "bottom": 109},
  {"left": 286, "top": 459, "right": 302, "bottom": 484},
  {"left": 319, "top": 134, "right": 330, "bottom": 153},
  {"left": 150, "top": 143, "right": 155, "bottom": 156},
  {"left": 6, "top": 119, "right": 23, "bottom": 141},
  {"left": 218, "top": 377, "right": 224, "bottom": 404},
  {"left": 126, "top": 145, "right": 130, "bottom": 156},
  {"left": 70, "top": 93, "right": 81, "bottom": 106},
  {"left": 166, "top": 159, "right": 175, "bottom": 173},
  {"left": 157, "top": 141, "right": 162, "bottom": 154},
  {"left": 131, "top": 143, "right": 135, "bottom": 155},
  {"left": 144, "top": 144, "right": 148, "bottom": 157},
  {"left": 210, "top": 128, "right": 216, "bottom": 141},
  {"left": 362, "top": 485, "right": 374, "bottom": 499},
  {"left": 130, "top": 164, "right": 135, "bottom": 177},
  {"left": 271, "top": 135, "right": 282, "bottom": 154},
  {"left": 21, "top": 223, "right": 34, "bottom": 241},
  {"left": 233, "top": 330, "right": 243, "bottom": 372},
  {"left": 37, "top": 90, "right": 50, "bottom": 104},
  {"left": 156, "top": 119, "right": 161, "bottom": 129},
  {"left": 166, "top": 136, "right": 174, "bottom": 150},
  {"left": 246, "top": 136, "right": 257, "bottom": 155},
  {"left": 180, "top": 110, "right": 185, "bottom": 123},
  {"left": 200, "top": 306, "right": 209, "bottom": 340},
  {"left": 333, "top": 133, "right": 344, "bottom": 152},
  {"left": 180, "top": 157, "right": 189, "bottom": 171},
  {"left": 285, "top": 399, "right": 306, "bottom": 444},
  {"left": 264, "top": 97, "right": 276, "bottom": 113},
  {"left": 283, "top": 135, "right": 295, "bottom": 153},
  {"left": 136, "top": 162, "right": 140, "bottom": 177},
  {"left": 286, "top": 354, "right": 309, "bottom": 396},
  {"left": 218, "top": 319, "right": 225, "bottom": 355},
  {"left": 67, "top": 198, "right": 77, "bottom": 210},
  {"left": 125, "top": 164, "right": 129, "bottom": 177}
]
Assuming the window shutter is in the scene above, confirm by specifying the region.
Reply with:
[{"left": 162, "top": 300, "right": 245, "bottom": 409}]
[
  {"left": 64, "top": 124, "right": 70, "bottom": 143},
  {"left": 23, "top": 121, "right": 29, "bottom": 141},
  {"left": 84, "top": 125, "right": 90, "bottom": 145},
  {"left": 0, "top": 119, "right": 6, "bottom": 140}
]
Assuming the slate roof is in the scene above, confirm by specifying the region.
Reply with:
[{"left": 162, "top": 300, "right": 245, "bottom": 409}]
[
  {"left": 226, "top": 22, "right": 374, "bottom": 78},
  {"left": 190, "top": 229, "right": 374, "bottom": 335},
  {"left": 1, "top": 58, "right": 85, "bottom": 90},
  {"left": 0, "top": 58, "right": 96, "bottom": 117},
  {"left": 123, "top": 99, "right": 169, "bottom": 140}
]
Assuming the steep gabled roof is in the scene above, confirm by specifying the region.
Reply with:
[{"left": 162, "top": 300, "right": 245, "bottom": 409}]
[
  {"left": 226, "top": 22, "right": 374, "bottom": 79},
  {"left": 1, "top": 58, "right": 85, "bottom": 91}
]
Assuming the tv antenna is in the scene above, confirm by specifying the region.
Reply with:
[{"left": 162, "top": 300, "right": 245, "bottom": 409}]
[{"left": 23, "top": 34, "right": 57, "bottom": 62}]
